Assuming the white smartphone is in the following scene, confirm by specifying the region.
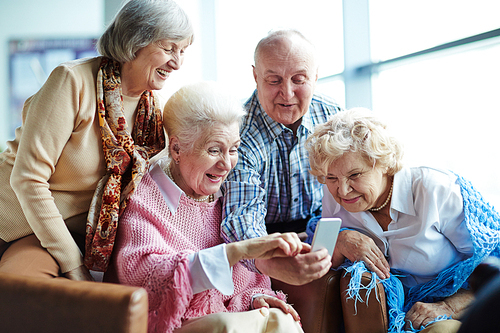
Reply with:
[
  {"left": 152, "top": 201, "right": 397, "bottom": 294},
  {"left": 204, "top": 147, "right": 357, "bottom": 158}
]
[{"left": 311, "top": 217, "right": 342, "bottom": 256}]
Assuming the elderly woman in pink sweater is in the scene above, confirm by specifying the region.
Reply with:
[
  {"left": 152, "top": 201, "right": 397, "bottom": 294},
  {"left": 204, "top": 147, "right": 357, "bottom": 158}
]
[{"left": 113, "top": 82, "right": 305, "bottom": 333}]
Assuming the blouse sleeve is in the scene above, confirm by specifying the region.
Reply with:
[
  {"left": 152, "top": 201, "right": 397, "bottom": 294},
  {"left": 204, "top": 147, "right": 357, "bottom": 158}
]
[
  {"left": 188, "top": 244, "right": 234, "bottom": 295},
  {"left": 10, "top": 64, "right": 84, "bottom": 272},
  {"left": 436, "top": 174, "right": 474, "bottom": 256}
]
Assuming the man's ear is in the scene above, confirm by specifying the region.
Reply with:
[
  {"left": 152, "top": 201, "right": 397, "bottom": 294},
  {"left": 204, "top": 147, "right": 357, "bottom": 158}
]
[{"left": 252, "top": 65, "right": 258, "bottom": 83}]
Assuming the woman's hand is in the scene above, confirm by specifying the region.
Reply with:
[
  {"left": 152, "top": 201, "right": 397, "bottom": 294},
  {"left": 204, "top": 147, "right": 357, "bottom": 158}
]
[
  {"left": 336, "top": 229, "right": 390, "bottom": 279},
  {"left": 405, "top": 289, "right": 473, "bottom": 330},
  {"left": 252, "top": 294, "right": 301, "bottom": 322},
  {"left": 405, "top": 301, "right": 454, "bottom": 330},
  {"left": 226, "top": 233, "right": 302, "bottom": 266},
  {"left": 64, "top": 265, "right": 95, "bottom": 281}
]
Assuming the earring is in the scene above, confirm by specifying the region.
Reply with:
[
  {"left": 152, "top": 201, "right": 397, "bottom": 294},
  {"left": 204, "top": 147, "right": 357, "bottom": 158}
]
[{"left": 175, "top": 159, "right": 179, "bottom": 164}]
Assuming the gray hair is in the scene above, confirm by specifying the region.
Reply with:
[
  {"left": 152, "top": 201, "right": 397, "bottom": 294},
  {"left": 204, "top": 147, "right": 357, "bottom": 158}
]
[
  {"left": 97, "top": 0, "right": 194, "bottom": 63},
  {"left": 306, "top": 108, "right": 404, "bottom": 183},
  {"left": 254, "top": 29, "right": 317, "bottom": 69},
  {"left": 163, "top": 82, "right": 246, "bottom": 153}
]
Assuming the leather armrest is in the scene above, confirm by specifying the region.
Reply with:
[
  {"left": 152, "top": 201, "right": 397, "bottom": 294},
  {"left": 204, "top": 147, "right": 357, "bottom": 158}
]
[
  {"left": 272, "top": 270, "right": 342, "bottom": 333},
  {"left": 0, "top": 272, "right": 148, "bottom": 333},
  {"left": 340, "top": 271, "right": 388, "bottom": 333}
]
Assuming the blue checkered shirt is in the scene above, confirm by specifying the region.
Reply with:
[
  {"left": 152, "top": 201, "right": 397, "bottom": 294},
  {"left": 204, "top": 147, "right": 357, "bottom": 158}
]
[{"left": 221, "top": 90, "right": 342, "bottom": 269}]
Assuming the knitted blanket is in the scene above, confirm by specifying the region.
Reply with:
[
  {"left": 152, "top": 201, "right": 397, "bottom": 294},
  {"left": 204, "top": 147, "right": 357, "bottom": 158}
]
[{"left": 341, "top": 174, "right": 500, "bottom": 333}]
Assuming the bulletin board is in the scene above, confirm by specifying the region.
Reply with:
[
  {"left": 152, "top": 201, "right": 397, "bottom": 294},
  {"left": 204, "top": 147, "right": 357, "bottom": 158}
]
[{"left": 8, "top": 38, "right": 99, "bottom": 138}]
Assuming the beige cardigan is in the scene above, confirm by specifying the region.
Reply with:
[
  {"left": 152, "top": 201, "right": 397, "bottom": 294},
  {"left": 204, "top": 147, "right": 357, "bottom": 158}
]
[{"left": 0, "top": 56, "right": 154, "bottom": 273}]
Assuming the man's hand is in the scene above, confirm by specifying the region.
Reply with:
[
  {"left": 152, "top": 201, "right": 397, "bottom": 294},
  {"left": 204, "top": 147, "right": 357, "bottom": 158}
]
[
  {"left": 404, "top": 301, "right": 453, "bottom": 330},
  {"left": 405, "top": 289, "right": 473, "bottom": 330},
  {"left": 255, "top": 245, "right": 332, "bottom": 285},
  {"left": 64, "top": 264, "right": 95, "bottom": 281},
  {"left": 335, "top": 229, "right": 390, "bottom": 279}
]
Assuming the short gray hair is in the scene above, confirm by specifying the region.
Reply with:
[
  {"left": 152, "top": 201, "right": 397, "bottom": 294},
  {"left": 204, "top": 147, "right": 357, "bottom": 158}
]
[
  {"left": 163, "top": 82, "right": 246, "bottom": 152},
  {"left": 97, "top": 0, "right": 194, "bottom": 63},
  {"left": 306, "top": 108, "right": 404, "bottom": 183},
  {"left": 254, "top": 29, "right": 316, "bottom": 68}
]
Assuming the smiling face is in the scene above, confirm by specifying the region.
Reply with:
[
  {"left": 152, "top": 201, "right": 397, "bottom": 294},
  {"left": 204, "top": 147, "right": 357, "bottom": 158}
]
[
  {"left": 325, "top": 152, "right": 392, "bottom": 213},
  {"left": 120, "top": 38, "right": 191, "bottom": 97},
  {"left": 170, "top": 122, "right": 240, "bottom": 199},
  {"left": 253, "top": 37, "right": 318, "bottom": 133}
]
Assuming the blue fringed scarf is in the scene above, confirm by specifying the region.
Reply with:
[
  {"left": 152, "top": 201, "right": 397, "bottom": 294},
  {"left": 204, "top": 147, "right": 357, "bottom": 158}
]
[{"left": 341, "top": 174, "right": 500, "bottom": 332}]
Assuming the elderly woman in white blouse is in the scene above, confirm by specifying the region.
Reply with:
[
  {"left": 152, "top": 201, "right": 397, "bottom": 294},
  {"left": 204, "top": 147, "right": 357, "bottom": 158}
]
[{"left": 305, "top": 108, "right": 500, "bottom": 333}]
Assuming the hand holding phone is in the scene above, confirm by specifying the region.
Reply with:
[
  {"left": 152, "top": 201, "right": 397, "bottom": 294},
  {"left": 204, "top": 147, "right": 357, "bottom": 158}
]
[{"left": 311, "top": 218, "right": 342, "bottom": 256}]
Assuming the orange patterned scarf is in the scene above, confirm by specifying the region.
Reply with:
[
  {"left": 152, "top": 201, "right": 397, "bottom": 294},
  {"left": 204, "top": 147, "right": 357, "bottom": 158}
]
[{"left": 84, "top": 57, "right": 165, "bottom": 272}]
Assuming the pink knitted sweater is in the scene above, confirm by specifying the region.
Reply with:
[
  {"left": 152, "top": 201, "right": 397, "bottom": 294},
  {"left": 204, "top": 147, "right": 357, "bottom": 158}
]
[{"left": 115, "top": 172, "right": 285, "bottom": 333}]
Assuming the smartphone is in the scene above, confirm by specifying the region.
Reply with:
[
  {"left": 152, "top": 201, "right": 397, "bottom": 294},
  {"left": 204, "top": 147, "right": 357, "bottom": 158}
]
[{"left": 311, "top": 217, "right": 342, "bottom": 256}]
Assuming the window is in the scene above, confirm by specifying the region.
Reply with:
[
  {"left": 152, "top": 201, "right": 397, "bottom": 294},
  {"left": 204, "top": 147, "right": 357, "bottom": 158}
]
[
  {"left": 215, "top": 0, "right": 344, "bottom": 101},
  {"left": 370, "top": 0, "right": 500, "bottom": 61},
  {"left": 369, "top": 0, "right": 500, "bottom": 207},
  {"left": 167, "top": 0, "right": 344, "bottom": 103}
]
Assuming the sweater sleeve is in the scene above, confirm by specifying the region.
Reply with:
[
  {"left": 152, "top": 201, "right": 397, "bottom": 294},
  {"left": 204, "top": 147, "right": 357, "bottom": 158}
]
[
  {"left": 10, "top": 63, "right": 85, "bottom": 272},
  {"left": 115, "top": 194, "right": 195, "bottom": 333}
]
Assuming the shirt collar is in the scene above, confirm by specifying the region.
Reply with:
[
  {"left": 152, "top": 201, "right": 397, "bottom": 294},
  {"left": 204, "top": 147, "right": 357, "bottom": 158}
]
[
  {"left": 254, "top": 90, "right": 314, "bottom": 141},
  {"left": 300, "top": 109, "right": 314, "bottom": 134},
  {"left": 391, "top": 166, "right": 416, "bottom": 217},
  {"left": 149, "top": 158, "right": 222, "bottom": 214}
]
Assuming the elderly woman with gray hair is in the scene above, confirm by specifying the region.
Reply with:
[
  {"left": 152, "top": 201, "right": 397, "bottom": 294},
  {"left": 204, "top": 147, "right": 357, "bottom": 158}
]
[
  {"left": 113, "top": 82, "right": 304, "bottom": 333},
  {"left": 305, "top": 108, "right": 500, "bottom": 333},
  {"left": 0, "top": 0, "right": 193, "bottom": 281}
]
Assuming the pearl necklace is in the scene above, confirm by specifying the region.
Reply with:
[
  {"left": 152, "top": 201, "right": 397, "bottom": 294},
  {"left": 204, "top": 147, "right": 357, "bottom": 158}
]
[
  {"left": 368, "top": 180, "right": 393, "bottom": 212},
  {"left": 165, "top": 164, "right": 214, "bottom": 203}
]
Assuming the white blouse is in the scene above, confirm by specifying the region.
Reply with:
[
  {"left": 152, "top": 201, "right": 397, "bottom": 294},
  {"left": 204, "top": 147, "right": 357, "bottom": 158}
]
[{"left": 322, "top": 166, "right": 474, "bottom": 287}]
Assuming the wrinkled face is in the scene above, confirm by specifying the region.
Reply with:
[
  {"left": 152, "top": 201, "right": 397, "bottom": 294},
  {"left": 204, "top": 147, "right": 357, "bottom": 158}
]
[
  {"left": 325, "top": 152, "right": 390, "bottom": 213},
  {"left": 253, "top": 39, "right": 317, "bottom": 133},
  {"left": 174, "top": 122, "right": 240, "bottom": 199},
  {"left": 124, "top": 38, "right": 191, "bottom": 95}
]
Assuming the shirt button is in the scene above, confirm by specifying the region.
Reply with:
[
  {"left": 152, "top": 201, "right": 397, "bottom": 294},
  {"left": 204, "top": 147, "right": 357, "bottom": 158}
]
[{"left": 294, "top": 198, "right": 298, "bottom": 202}]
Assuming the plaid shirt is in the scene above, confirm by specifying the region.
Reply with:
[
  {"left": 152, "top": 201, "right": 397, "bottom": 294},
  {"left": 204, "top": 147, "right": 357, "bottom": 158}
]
[{"left": 221, "top": 90, "right": 342, "bottom": 266}]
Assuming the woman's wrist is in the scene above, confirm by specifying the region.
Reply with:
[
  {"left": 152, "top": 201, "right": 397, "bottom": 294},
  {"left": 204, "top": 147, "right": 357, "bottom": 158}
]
[
  {"left": 442, "top": 289, "right": 474, "bottom": 318},
  {"left": 225, "top": 243, "right": 242, "bottom": 267},
  {"left": 439, "top": 300, "right": 456, "bottom": 317}
]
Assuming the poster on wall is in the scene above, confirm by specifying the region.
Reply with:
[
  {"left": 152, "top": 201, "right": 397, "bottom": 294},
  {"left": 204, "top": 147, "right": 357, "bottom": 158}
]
[{"left": 8, "top": 38, "right": 99, "bottom": 139}]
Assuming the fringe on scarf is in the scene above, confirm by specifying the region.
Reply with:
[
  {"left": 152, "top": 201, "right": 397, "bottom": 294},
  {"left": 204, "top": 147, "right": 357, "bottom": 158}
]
[{"left": 342, "top": 261, "right": 451, "bottom": 333}]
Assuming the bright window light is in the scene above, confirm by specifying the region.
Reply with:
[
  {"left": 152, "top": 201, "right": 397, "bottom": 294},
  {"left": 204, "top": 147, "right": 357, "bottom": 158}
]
[
  {"left": 370, "top": 0, "right": 500, "bottom": 61},
  {"left": 372, "top": 41, "right": 500, "bottom": 208},
  {"left": 214, "top": 0, "right": 344, "bottom": 100},
  {"left": 161, "top": 0, "right": 344, "bottom": 103}
]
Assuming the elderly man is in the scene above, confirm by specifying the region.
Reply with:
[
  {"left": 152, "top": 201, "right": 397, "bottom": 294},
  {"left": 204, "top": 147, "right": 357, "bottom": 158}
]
[{"left": 221, "top": 29, "right": 342, "bottom": 285}]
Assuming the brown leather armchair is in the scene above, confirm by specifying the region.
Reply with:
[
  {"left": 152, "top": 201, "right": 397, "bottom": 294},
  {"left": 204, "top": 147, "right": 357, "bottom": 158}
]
[
  {"left": 0, "top": 268, "right": 383, "bottom": 333},
  {"left": 272, "top": 269, "right": 388, "bottom": 333},
  {"left": 272, "top": 270, "right": 343, "bottom": 333},
  {"left": 0, "top": 272, "right": 148, "bottom": 333},
  {"left": 340, "top": 272, "right": 388, "bottom": 333}
]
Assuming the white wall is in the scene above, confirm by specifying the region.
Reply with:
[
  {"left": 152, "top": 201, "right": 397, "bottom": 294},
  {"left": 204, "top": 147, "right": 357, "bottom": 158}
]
[{"left": 0, "top": 0, "right": 105, "bottom": 148}]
